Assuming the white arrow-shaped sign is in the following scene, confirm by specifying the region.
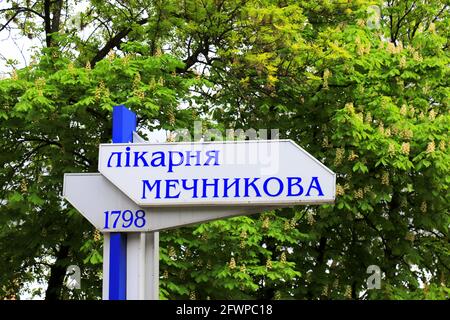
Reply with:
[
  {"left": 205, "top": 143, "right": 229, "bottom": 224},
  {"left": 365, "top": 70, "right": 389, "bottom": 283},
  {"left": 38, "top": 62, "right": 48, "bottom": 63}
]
[
  {"left": 63, "top": 173, "right": 275, "bottom": 232},
  {"left": 98, "top": 140, "right": 335, "bottom": 207}
]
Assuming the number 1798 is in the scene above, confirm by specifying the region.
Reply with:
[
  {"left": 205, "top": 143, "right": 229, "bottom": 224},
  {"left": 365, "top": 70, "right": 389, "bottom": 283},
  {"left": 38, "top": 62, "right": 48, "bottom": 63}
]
[{"left": 104, "top": 210, "right": 146, "bottom": 229}]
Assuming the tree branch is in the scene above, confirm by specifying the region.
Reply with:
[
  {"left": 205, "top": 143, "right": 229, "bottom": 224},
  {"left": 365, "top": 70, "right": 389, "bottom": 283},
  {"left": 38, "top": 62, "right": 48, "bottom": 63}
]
[
  {"left": 150, "top": 4, "right": 162, "bottom": 55},
  {"left": 0, "top": 10, "right": 22, "bottom": 33},
  {"left": 0, "top": 6, "right": 45, "bottom": 19},
  {"left": 44, "top": 0, "right": 52, "bottom": 47},
  {"left": 90, "top": 18, "right": 148, "bottom": 66},
  {"left": 393, "top": 1, "right": 416, "bottom": 45},
  {"left": 51, "top": 0, "right": 63, "bottom": 34},
  {"left": 431, "top": 4, "right": 449, "bottom": 23}
]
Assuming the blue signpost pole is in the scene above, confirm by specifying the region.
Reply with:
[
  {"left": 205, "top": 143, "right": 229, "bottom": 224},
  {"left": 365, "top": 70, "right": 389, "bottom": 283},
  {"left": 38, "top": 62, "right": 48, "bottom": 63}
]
[{"left": 109, "top": 105, "right": 136, "bottom": 300}]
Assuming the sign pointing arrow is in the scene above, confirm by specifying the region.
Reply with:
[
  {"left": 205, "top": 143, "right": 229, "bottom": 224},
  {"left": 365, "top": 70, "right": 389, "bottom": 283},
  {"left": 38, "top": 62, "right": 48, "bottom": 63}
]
[
  {"left": 98, "top": 140, "right": 336, "bottom": 207},
  {"left": 63, "top": 173, "right": 275, "bottom": 232}
]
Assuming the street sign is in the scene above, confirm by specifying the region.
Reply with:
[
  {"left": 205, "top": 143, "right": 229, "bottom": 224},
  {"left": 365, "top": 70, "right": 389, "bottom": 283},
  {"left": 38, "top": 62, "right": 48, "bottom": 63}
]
[
  {"left": 65, "top": 105, "right": 337, "bottom": 300},
  {"left": 63, "top": 173, "right": 275, "bottom": 232},
  {"left": 98, "top": 140, "right": 336, "bottom": 207}
]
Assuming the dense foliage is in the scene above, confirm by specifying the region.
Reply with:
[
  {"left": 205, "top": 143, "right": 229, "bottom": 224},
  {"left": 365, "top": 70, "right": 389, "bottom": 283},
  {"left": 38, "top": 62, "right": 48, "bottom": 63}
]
[{"left": 0, "top": 0, "right": 448, "bottom": 300}]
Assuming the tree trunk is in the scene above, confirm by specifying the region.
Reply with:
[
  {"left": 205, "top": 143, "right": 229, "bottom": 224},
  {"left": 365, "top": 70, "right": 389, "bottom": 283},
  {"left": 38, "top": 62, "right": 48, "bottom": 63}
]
[{"left": 45, "top": 245, "right": 70, "bottom": 300}]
